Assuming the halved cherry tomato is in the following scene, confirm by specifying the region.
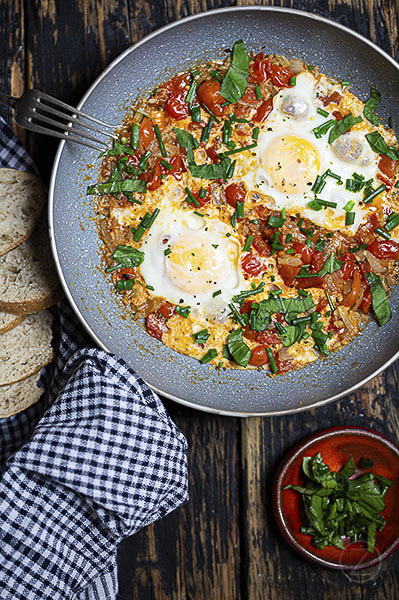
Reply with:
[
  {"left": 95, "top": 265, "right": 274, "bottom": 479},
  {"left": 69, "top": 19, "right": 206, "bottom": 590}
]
[
  {"left": 158, "top": 302, "right": 175, "bottom": 319},
  {"left": 239, "top": 87, "right": 258, "bottom": 105},
  {"left": 225, "top": 182, "right": 246, "bottom": 208},
  {"left": 250, "top": 52, "right": 268, "bottom": 83},
  {"left": 367, "top": 238, "right": 399, "bottom": 260},
  {"left": 249, "top": 345, "right": 270, "bottom": 367},
  {"left": 165, "top": 88, "right": 190, "bottom": 120},
  {"left": 243, "top": 324, "right": 258, "bottom": 341},
  {"left": 168, "top": 154, "right": 187, "bottom": 181},
  {"left": 241, "top": 253, "right": 264, "bottom": 276},
  {"left": 256, "top": 331, "right": 281, "bottom": 345},
  {"left": 146, "top": 159, "right": 164, "bottom": 192},
  {"left": 293, "top": 241, "right": 313, "bottom": 264},
  {"left": 146, "top": 313, "right": 168, "bottom": 341},
  {"left": 159, "top": 73, "right": 191, "bottom": 96},
  {"left": 379, "top": 154, "right": 396, "bottom": 179},
  {"left": 264, "top": 59, "right": 295, "bottom": 88},
  {"left": 341, "top": 270, "right": 362, "bottom": 308},
  {"left": 139, "top": 117, "right": 155, "bottom": 149},
  {"left": 197, "top": 79, "right": 225, "bottom": 117},
  {"left": 240, "top": 300, "right": 253, "bottom": 315},
  {"left": 278, "top": 263, "right": 302, "bottom": 287},
  {"left": 206, "top": 147, "right": 220, "bottom": 163},
  {"left": 333, "top": 110, "right": 343, "bottom": 121},
  {"left": 254, "top": 98, "right": 273, "bottom": 123},
  {"left": 340, "top": 251, "right": 356, "bottom": 281}
]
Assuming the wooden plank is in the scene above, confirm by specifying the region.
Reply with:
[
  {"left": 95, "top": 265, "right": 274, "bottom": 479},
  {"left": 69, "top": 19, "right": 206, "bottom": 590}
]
[
  {"left": 118, "top": 402, "right": 241, "bottom": 600},
  {"left": 0, "top": 0, "right": 25, "bottom": 143}
]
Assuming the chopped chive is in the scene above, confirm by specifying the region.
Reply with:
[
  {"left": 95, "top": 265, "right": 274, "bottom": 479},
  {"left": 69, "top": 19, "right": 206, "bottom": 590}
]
[
  {"left": 153, "top": 123, "right": 167, "bottom": 157},
  {"left": 275, "top": 321, "right": 286, "bottom": 335},
  {"left": 291, "top": 315, "right": 312, "bottom": 326},
  {"left": 186, "top": 77, "right": 198, "bottom": 106},
  {"left": 116, "top": 279, "right": 134, "bottom": 291},
  {"left": 363, "top": 184, "right": 386, "bottom": 204},
  {"left": 146, "top": 284, "right": 155, "bottom": 291},
  {"left": 266, "top": 348, "right": 277, "bottom": 373},
  {"left": 317, "top": 108, "right": 329, "bottom": 117},
  {"left": 286, "top": 248, "right": 295, "bottom": 254},
  {"left": 312, "top": 175, "right": 326, "bottom": 194},
  {"left": 138, "top": 150, "right": 152, "bottom": 169},
  {"left": 385, "top": 213, "right": 399, "bottom": 231},
  {"left": 164, "top": 248, "right": 172, "bottom": 256},
  {"left": 224, "top": 159, "right": 236, "bottom": 180},
  {"left": 308, "top": 65, "right": 315, "bottom": 71},
  {"left": 252, "top": 127, "right": 260, "bottom": 140},
  {"left": 131, "top": 123, "right": 140, "bottom": 149},
  {"left": 201, "top": 117, "right": 214, "bottom": 143},
  {"left": 133, "top": 225, "right": 146, "bottom": 242},
  {"left": 229, "top": 112, "right": 237, "bottom": 124},
  {"left": 175, "top": 306, "right": 190, "bottom": 318},
  {"left": 199, "top": 187, "right": 207, "bottom": 199},
  {"left": 210, "top": 69, "right": 223, "bottom": 82},
  {"left": 222, "top": 119, "right": 232, "bottom": 144},
  {"left": 201, "top": 349, "right": 218, "bottom": 364},
  {"left": 145, "top": 208, "right": 160, "bottom": 229},
  {"left": 312, "top": 119, "right": 335, "bottom": 138},
  {"left": 192, "top": 328, "right": 210, "bottom": 344},
  {"left": 324, "top": 169, "right": 343, "bottom": 183},
  {"left": 395, "top": 181, "right": 399, "bottom": 188},
  {"left": 243, "top": 234, "right": 254, "bottom": 252},
  {"left": 343, "top": 200, "right": 355, "bottom": 212},
  {"left": 345, "top": 212, "right": 355, "bottom": 226},
  {"left": 201, "top": 103, "right": 220, "bottom": 123},
  {"left": 226, "top": 140, "right": 236, "bottom": 149},
  {"left": 348, "top": 243, "right": 368, "bottom": 253},
  {"left": 221, "top": 142, "right": 257, "bottom": 157},
  {"left": 236, "top": 200, "right": 245, "bottom": 218},
  {"left": 375, "top": 227, "right": 391, "bottom": 240},
  {"left": 236, "top": 117, "right": 250, "bottom": 123},
  {"left": 231, "top": 211, "right": 237, "bottom": 228},
  {"left": 289, "top": 75, "right": 297, "bottom": 86},
  {"left": 307, "top": 200, "right": 323, "bottom": 211},
  {"left": 126, "top": 196, "right": 142, "bottom": 205},
  {"left": 268, "top": 213, "right": 286, "bottom": 227},
  {"left": 325, "top": 289, "right": 335, "bottom": 312},
  {"left": 193, "top": 210, "right": 204, "bottom": 217},
  {"left": 341, "top": 81, "right": 350, "bottom": 86},
  {"left": 213, "top": 289, "right": 222, "bottom": 297},
  {"left": 160, "top": 159, "right": 173, "bottom": 170},
  {"left": 314, "top": 198, "right": 338, "bottom": 208},
  {"left": 285, "top": 233, "right": 293, "bottom": 243},
  {"left": 255, "top": 85, "right": 262, "bottom": 99},
  {"left": 229, "top": 303, "right": 247, "bottom": 328},
  {"left": 221, "top": 100, "right": 230, "bottom": 107}
]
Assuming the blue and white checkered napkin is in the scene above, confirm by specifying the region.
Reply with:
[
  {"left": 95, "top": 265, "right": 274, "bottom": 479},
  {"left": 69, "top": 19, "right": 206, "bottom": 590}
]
[{"left": 0, "top": 118, "right": 189, "bottom": 600}]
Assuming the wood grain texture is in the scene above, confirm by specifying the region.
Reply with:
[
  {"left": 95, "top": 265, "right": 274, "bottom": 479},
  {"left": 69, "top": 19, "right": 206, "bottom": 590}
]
[{"left": 0, "top": 1, "right": 398, "bottom": 599}]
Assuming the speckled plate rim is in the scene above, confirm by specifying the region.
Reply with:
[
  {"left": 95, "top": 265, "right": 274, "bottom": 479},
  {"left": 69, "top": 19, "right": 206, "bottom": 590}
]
[
  {"left": 48, "top": 6, "right": 399, "bottom": 417},
  {"left": 273, "top": 426, "right": 399, "bottom": 569}
]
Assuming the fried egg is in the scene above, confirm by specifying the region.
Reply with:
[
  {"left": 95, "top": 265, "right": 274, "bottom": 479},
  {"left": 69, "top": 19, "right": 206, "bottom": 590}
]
[
  {"left": 139, "top": 199, "right": 249, "bottom": 323},
  {"left": 239, "top": 72, "right": 379, "bottom": 233}
]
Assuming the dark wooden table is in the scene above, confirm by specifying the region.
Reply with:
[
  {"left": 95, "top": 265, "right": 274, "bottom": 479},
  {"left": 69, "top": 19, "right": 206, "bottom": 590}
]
[{"left": 1, "top": 1, "right": 399, "bottom": 598}]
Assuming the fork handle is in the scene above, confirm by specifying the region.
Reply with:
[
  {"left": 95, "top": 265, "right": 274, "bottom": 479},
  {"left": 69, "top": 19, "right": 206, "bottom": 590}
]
[{"left": 0, "top": 92, "right": 18, "bottom": 109}]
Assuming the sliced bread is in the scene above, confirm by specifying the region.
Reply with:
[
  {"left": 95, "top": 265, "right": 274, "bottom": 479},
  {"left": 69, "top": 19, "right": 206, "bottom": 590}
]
[
  {"left": 0, "top": 168, "right": 47, "bottom": 257},
  {"left": 0, "top": 310, "right": 25, "bottom": 334},
  {"left": 0, "top": 309, "right": 54, "bottom": 386},
  {"left": 0, "top": 372, "right": 44, "bottom": 418},
  {"left": 0, "top": 216, "right": 63, "bottom": 314}
]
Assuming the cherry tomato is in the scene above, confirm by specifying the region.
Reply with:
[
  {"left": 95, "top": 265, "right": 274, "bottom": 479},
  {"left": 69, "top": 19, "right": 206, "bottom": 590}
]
[
  {"left": 249, "top": 345, "right": 270, "bottom": 367},
  {"left": 340, "top": 252, "right": 356, "bottom": 281},
  {"left": 378, "top": 154, "right": 396, "bottom": 179},
  {"left": 367, "top": 238, "right": 399, "bottom": 260},
  {"left": 206, "top": 147, "right": 220, "bottom": 163},
  {"left": 264, "top": 59, "right": 295, "bottom": 88},
  {"left": 146, "top": 313, "right": 167, "bottom": 341},
  {"left": 146, "top": 160, "right": 164, "bottom": 192},
  {"left": 168, "top": 154, "right": 187, "bottom": 181},
  {"left": 254, "top": 99, "right": 273, "bottom": 123},
  {"left": 197, "top": 79, "right": 225, "bottom": 117},
  {"left": 159, "top": 73, "right": 191, "bottom": 96},
  {"left": 225, "top": 182, "right": 246, "bottom": 208},
  {"left": 120, "top": 151, "right": 141, "bottom": 169},
  {"left": 139, "top": 117, "right": 155, "bottom": 149},
  {"left": 241, "top": 253, "right": 264, "bottom": 277},
  {"left": 240, "top": 300, "right": 253, "bottom": 315},
  {"left": 165, "top": 88, "right": 190, "bottom": 120},
  {"left": 278, "top": 263, "right": 302, "bottom": 287},
  {"left": 243, "top": 324, "right": 258, "bottom": 341},
  {"left": 239, "top": 87, "right": 258, "bottom": 105},
  {"left": 158, "top": 302, "right": 175, "bottom": 319},
  {"left": 256, "top": 331, "right": 281, "bottom": 345},
  {"left": 250, "top": 52, "right": 268, "bottom": 83},
  {"left": 292, "top": 241, "right": 313, "bottom": 264},
  {"left": 333, "top": 110, "right": 343, "bottom": 121}
]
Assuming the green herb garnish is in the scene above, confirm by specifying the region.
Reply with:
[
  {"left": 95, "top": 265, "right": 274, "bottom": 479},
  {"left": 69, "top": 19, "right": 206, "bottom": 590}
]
[
  {"left": 226, "top": 328, "right": 251, "bottom": 367},
  {"left": 365, "top": 272, "right": 392, "bottom": 326},
  {"left": 363, "top": 88, "right": 382, "bottom": 126},
  {"left": 220, "top": 39, "right": 250, "bottom": 104}
]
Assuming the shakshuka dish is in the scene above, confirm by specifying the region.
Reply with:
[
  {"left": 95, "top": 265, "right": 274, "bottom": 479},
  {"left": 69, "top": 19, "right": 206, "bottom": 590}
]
[{"left": 88, "top": 40, "right": 399, "bottom": 374}]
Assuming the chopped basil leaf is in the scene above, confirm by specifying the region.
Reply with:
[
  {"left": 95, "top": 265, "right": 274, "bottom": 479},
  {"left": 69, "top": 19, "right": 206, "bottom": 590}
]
[
  {"left": 328, "top": 113, "right": 363, "bottom": 144},
  {"left": 363, "top": 87, "right": 382, "bottom": 127},
  {"left": 105, "top": 140, "right": 137, "bottom": 156},
  {"left": 316, "top": 253, "right": 344, "bottom": 277},
  {"left": 312, "top": 326, "right": 330, "bottom": 355},
  {"left": 174, "top": 127, "right": 199, "bottom": 150},
  {"left": 220, "top": 39, "right": 249, "bottom": 104},
  {"left": 109, "top": 245, "right": 144, "bottom": 268},
  {"left": 87, "top": 179, "right": 147, "bottom": 195},
  {"left": 366, "top": 131, "right": 399, "bottom": 161},
  {"left": 175, "top": 305, "right": 191, "bottom": 318},
  {"left": 226, "top": 328, "right": 251, "bottom": 367},
  {"left": 201, "top": 349, "right": 218, "bottom": 363},
  {"left": 365, "top": 272, "right": 392, "bottom": 326}
]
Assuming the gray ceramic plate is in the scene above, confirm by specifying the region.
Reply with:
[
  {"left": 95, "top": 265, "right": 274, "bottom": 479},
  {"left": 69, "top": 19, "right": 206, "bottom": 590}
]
[{"left": 49, "top": 7, "right": 399, "bottom": 416}]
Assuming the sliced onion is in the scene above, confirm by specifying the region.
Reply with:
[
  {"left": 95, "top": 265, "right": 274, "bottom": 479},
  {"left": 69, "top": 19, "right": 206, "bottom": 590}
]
[
  {"left": 288, "top": 58, "right": 305, "bottom": 74},
  {"left": 278, "top": 347, "right": 293, "bottom": 361},
  {"left": 363, "top": 250, "right": 385, "bottom": 274},
  {"left": 278, "top": 255, "right": 302, "bottom": 266},
  {"left": 336, "top": 306, "right": 355, "bottom": 334}
]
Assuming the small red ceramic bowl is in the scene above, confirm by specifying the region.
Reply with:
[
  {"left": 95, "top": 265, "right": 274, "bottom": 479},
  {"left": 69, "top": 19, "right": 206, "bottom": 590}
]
[{"left": 273, "top": 426, "right": 399, "bottom": 570}]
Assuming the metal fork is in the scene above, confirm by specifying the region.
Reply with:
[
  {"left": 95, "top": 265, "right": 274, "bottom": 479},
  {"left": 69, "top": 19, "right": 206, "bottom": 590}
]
[{"left": 0, "top": 89, "right": 117, "bottom": 151}]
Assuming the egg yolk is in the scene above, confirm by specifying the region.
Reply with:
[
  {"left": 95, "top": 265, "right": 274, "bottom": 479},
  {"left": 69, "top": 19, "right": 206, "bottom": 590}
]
[
  {"left": 264, "top": 135, "right": 321, "bottom": 194},
  {"left": 165, "top": 233, "right": 239, "bottom": 294}
]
